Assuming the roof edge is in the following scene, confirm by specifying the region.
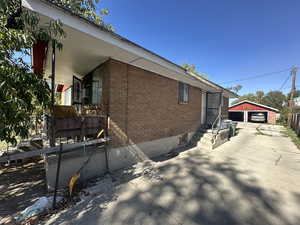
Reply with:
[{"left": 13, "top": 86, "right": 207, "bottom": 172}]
[
  {"left": 24, "top": 0, "right": 238, "bottom": 97},
  {"left": 229, "top": 100, "right": 279, "bottom": 112},
  {"left": 187, "top": 72, "right": 239, "bottom": 98}
]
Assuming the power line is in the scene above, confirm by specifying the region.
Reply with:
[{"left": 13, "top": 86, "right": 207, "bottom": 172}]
[
  {"left": 220, "top": 68, "right": 292, "bottom": 84},
  {"left": 279, "top": 73, "right": 292, "bottom": 91},
  {"left": 281, "top": 84, "right": 300, "bottom": 90}
]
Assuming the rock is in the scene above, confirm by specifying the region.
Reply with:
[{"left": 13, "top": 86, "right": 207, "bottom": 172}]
[
  {"left": 21, "top": 216, "right": 39, "bottom": 225},
  {"left": 86, "top": 176, "right": 114, "bottom": 196},
  {"left": 0, "top": 216, "right": 17, "bottom": 225}
]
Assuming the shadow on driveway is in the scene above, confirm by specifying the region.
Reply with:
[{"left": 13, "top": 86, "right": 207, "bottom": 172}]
[{"left": 46, "top": 148, "right": 300, "bottom": 225}]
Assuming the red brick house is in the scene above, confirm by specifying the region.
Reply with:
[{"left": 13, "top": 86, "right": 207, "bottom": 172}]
[
  {"left": 20, "top": 0, "right": 240, "bottom": 188},
  {"left": 22, "top": 0, "right": 238, "bottom": 180},
  {"left": 228, "top": 100, "right": 279, "bottom": 124}
]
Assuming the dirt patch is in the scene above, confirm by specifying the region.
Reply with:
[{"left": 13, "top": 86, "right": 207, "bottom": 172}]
[
  {"left": 42, "top": 159, "right": 165, "bottom": 225},
  {"left": 0, "top": 160, "right": 47, "bottom": 218}
]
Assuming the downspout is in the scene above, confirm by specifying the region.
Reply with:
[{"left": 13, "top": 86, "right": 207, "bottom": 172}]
[
  {"left": 125, "top": 64, "right": 129, "bottom": 145},
  {"left": 218, "top": 90, "right": 224, "bottom": 128},
  {"left": 206, "top": 92, "right": 208, "bottom": 126}
]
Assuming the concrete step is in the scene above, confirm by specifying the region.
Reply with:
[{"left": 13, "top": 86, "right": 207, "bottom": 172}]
[
  {"left": 202, "top": 132, "right": 214, "bottom": 138},
  {"left": 197, "top": 143, "right": 213, "bottom": 151},
  {"left": 198, "top": 140, "right": 212, "bottom": 148},
  {"left": 199, "top": 135, "right": 213, "bottom": 141},
  {"left": 188, "top": 128, "right": 214, "bottom": 147},
  {"left": 197, "top": 138, "right": 213, "bottom": 146}
]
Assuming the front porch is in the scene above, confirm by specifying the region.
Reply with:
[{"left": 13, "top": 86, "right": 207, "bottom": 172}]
[{"left": 46, "top": 59, "right": 111, "bottom": 147}]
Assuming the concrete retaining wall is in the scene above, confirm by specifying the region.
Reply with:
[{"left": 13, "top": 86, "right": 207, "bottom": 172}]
[
  {"left": 212, "top": 128, "right": 230, "bottom": 149},
  {"left": 45, "top": 132, "right": 195, "bottom": 190}
]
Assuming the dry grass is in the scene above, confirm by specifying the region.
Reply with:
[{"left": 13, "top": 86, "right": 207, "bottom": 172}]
[
  {"left": 281, "top": 127, "right": 300, "bottom": 150},
  {"left": 0, "top": 141, "right": 8, "bottom": 152}
]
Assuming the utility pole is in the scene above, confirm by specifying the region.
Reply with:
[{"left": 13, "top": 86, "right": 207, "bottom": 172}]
[{"left": 288, "top": 66, "right": 298, "bottom": 127}]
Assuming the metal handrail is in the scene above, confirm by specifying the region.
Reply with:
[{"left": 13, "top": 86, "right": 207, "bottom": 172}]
[
  {"left": 211, "top": 109, "right": 222, "bottom": 145},
  {"left": 211, "top": 108, "right": 222, "bottom": 135}
]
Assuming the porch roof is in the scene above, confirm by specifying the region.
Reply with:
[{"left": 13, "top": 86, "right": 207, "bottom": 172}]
[{"left": 22, "top": 0, "right": 238, "bottom": 98}]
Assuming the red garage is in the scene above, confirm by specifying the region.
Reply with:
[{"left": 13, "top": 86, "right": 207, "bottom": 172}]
[{"left": 228, "top": 100, "right": 279, "bottom": 124}]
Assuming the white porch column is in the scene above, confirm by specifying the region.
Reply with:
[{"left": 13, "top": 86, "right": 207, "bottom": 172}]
[{"left": 244, "top": 111, "right": 248, "bottom": 122}]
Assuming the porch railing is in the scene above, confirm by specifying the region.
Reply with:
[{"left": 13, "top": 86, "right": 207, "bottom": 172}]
[
  {"left": 49, "top": 115, "right": 107, "bottom": 140},
  {"left": 48, "top": 105, "right": 108, "bottom": 145}
]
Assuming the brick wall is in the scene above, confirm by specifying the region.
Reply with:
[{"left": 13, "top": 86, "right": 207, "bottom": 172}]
[
  {"left": 127, "top": 65, "right": 202, "bottom": 144},
  {"left": 106, "top": 60, "right": 128, "bottom": 147},
  {"left": 107, "top": 59, "right": 202, "bottom": 147},
  {"left": 268, "top": 111, "right": 276, "bottom": 124}
]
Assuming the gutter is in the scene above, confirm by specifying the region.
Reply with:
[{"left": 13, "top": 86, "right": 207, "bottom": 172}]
[{"left": 188, "top": 71, "right": 239, "bottom": 98}]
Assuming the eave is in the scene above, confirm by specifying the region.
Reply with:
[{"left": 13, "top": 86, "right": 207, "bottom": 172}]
[{"left": 22, "top": 0, "right": 237, "bottom": 98}]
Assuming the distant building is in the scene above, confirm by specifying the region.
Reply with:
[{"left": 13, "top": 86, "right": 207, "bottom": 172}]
[
  {"left": 294, "top": 97, "right": 300, "bottom": 107},
  {"left": 228, "top": 100, "right": 279, "bottom": 124}
]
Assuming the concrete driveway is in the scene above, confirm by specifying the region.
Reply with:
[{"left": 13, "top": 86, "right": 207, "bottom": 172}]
[{"left": 46, "top": 123, "right": 300, "bottom": 225}]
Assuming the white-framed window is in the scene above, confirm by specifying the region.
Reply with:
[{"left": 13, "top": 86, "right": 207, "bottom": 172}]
[{"left": 178, "top": 82, "right": 189, "bottom": 103}]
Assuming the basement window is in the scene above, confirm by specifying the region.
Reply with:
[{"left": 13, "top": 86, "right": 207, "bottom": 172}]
[{"left": 178, "top": 82, "right": 189, "bottom": 103}]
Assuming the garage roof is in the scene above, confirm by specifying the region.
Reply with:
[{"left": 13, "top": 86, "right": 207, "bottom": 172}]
[{"left": 229, "top": 100, "right": 279, "bottom": 112}]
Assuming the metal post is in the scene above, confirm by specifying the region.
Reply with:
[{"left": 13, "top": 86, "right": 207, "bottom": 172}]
[
  {"left": 50, "top": 41, "right": 56, "bottom": 147},
  {"left": 104, "top": 144, "right": 109, "bottom": 172},
  {"left": 53, "top": 143, "right": 63, "bottom": 209},
  {"left": 105, "top": 115, "right": 110, "bottom": 173}
]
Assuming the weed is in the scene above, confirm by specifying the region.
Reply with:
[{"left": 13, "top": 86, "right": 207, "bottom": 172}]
[{"left": 281, "top": 128, "right": 300, "bottom": 150}]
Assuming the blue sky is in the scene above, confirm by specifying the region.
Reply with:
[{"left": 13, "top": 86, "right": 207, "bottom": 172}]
[{"left": 99, "top": 0, "right": 300, "bottom": 95}]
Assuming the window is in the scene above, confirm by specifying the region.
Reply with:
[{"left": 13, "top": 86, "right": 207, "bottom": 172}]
[
  {"left": 72, "top": 76, "right": 82, "bottom": 104},
  {"left": 178, "top": 82, "right": 189, "bottom": 103},
  {"left": 82, "top": 67, "right": 103, "bottom": 105},
  {"left": 91, "top": 68, "right": 103, "bottom": 105}
]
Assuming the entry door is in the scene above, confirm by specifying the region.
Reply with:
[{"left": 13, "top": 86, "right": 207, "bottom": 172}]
[{"left": 206, "top": 92, "right": 222, "bottom": 126}]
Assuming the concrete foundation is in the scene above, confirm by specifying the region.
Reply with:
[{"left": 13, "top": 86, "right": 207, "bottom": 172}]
[{"left": 45, "top": 132, "right": 195, "bottom": 190}]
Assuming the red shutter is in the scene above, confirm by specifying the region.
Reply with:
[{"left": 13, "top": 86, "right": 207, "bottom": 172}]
[{"left": 32, "top": 40, "right": 48, "bottom": 76}]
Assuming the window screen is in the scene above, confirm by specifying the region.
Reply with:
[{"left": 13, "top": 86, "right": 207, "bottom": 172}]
[{"left": 179, "top": 82, "right": 189, "bottom": 103}]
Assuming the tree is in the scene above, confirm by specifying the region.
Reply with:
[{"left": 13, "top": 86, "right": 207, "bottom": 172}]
[
  {"left": 227, "top": 85, "right": 242, "bottom": 93},
  {"left": 231, "top": 90, "right": 286, "bottom": 110},
  {"left": 231, "top": 93, "right": 257, "bottom": 105},
  {"left": 50, "top": 0, "right": 113, "bottom": 31},
  {"left": 287, "top": 90, "right": 300, "bottom": 100},
  {"left": 262, "top": 91, "right": 286, "bottom": 110},
  {"left": 255, "top": 91, "right": 264, "bottom": 104},
  {"left": 0, "top": 0, "right": 110, "bottom": 145},
  {"left": 182, "top": 63, "right": 208, "bottom": 79}
]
